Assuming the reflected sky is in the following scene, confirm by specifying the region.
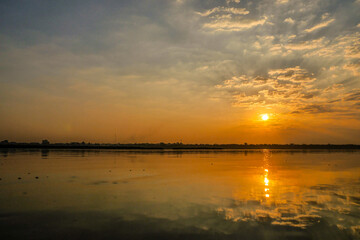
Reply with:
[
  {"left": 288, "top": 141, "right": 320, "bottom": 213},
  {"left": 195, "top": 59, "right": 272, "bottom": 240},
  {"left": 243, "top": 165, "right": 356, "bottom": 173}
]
[{"left": 0, "top": 149, "right": 359, "bottom": 239}]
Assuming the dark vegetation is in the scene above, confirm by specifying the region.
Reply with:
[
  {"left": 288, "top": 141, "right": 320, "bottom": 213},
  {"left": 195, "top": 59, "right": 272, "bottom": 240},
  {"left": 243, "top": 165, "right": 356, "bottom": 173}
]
[{"left": 1, "top": 140, "right": 359, "bottom": 149}]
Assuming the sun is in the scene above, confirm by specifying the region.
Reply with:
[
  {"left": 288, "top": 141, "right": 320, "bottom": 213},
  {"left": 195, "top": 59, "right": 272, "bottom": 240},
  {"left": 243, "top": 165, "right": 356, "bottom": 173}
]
[{"left": 261, "top": 114, "right": 269, "bottom": 121}]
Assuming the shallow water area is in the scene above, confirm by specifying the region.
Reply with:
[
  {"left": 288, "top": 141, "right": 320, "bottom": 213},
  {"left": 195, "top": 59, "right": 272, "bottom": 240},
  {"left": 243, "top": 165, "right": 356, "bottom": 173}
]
[{"left": 0, "top": 149, "right": 360, "bottom": 239}]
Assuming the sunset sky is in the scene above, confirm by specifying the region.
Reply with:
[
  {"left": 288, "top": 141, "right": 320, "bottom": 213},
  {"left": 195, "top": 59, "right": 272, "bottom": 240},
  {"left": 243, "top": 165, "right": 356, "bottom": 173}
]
[{"left": 1, "top": 0, "right": 359, "bottom": 144}]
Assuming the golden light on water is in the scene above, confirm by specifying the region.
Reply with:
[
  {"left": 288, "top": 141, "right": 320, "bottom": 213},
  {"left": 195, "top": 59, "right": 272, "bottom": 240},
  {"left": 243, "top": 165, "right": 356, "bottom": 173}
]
[
  {"left": 264, "top": 176, "right": 269, "bottom": 186},
  {"left": 264, "top": 167, "right": 270, "bottom": 197}
]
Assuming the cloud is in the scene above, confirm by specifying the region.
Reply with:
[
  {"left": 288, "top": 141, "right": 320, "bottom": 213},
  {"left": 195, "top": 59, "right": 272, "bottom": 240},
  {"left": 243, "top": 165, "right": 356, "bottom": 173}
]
[
  {"left": 284, "top": 17, "right": 294, "bottom": 24},
  {"left": 268, "top": 67, "right": 315, "bottom": 82},
  {"left": 197, "top": 7, "right": 249, "bottom": 17},
  {"left": 0, "top": 0, "right": 360, "bottom": 142},
  {"left": 196, "top": 4, "right": 274, "bottom": 33},
  {"left": 286, "top": 38, "right": 326, "bottom": 50},
  {"left": 202, "top": 17, "right": 267, "bottom": 32},
  {"left": 304, "top": 19, "right": 335, "bottom": 33},
  {"left": 226, "top": 0, "right": 241, "bottom": 4},
  {"left": 294, "top": 104, "right": 333, "bottom": 114},
  {"left": 344, "top": 62, "right": 360, "bottom": 76},
  {"left": 216, "top": 63, "right": 360, "bottom": 116},
  {"left": 216, "top": 66, "right": 317, "bottom": 108},
  {"left": 345, "top": 40, "right": 360, "bottom": 58},
  {"left": 343, "top": 89, "right": 360, "bottom": 102}
]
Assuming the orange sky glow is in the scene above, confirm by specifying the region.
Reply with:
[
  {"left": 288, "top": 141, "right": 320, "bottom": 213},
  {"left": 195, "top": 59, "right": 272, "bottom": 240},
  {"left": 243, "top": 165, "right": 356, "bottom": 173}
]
[{"left": 0, "top": 0, "right": 359, "bottom": 144}]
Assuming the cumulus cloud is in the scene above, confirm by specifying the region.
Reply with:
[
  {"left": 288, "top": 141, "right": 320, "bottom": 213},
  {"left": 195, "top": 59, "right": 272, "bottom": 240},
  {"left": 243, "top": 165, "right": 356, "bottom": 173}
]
[
  {"left": 216, "top": 66, "right": 317, "bottom": 108},
  {"left": 344, "top": 62, "right": 360, "bottom": 76},
  {"left": 216, "top": 64, "right": 360, "bottom": 116},
  {"left": 196, "top": 4, "right": 271, "bottom": 33},
  {"left": 284, "top": 17, "right": 294, "bottom": 24}
]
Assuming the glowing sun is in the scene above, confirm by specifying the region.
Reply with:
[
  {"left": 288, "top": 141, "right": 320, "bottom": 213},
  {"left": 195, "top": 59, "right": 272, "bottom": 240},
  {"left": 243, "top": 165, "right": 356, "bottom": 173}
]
[{"left": 261, "top": 114, "right": 269, "bottom": 121}]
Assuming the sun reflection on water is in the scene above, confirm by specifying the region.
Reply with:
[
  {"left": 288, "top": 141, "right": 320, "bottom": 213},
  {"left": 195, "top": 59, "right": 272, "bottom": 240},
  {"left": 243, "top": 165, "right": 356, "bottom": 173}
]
[
  {"left": 1, "top": 149, "right": 360, "bottom": 239},
  {"left": 263, "top": 149, "right": 271, "bottom": 198},
  {"left": 220, "top": 149, "right": 360, "bottom": 236},
  {"left": 264, "top": 175, "right": 269, "bottom": 186}
]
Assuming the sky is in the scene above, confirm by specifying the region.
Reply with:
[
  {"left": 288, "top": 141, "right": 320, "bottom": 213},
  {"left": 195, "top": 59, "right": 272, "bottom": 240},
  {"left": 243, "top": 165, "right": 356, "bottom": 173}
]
[{"left": 0, "top": 0, "right": 360, "bottom": 144}]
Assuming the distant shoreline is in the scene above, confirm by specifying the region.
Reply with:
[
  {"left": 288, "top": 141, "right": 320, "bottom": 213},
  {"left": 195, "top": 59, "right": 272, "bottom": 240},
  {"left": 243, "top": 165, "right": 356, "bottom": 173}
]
[{"left": 1, "top": 142, "right": 360, "bottom": 150}]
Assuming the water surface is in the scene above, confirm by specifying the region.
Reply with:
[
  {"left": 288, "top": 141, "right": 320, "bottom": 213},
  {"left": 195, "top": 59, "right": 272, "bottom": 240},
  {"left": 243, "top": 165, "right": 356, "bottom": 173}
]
[{"left": 0, "top": 149, "right": 359, "bottom": 239}]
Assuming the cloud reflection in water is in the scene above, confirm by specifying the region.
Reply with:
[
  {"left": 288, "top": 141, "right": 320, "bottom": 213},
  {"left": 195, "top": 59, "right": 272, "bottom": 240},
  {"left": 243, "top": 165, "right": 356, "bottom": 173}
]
[{"left": 0, "top": 149, "right": 359, "bottom": 239}]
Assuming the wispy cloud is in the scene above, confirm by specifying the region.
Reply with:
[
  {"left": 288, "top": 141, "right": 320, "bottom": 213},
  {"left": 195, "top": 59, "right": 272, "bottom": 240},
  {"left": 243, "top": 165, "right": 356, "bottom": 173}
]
[
  {"left": 304, "top": 19, "right": 335, "bottom": 33},
  {"left": 0, "top": 0, "right": 359, "bottom": 143},
  {"left": 196, "top": 7, "right": 249, "bottom": 17},
  {"left": 286, "top": 38, "right": 326, "bottom": 50},
  {"left": 202, "top": 17, "right": 267, "bottom": 32}
]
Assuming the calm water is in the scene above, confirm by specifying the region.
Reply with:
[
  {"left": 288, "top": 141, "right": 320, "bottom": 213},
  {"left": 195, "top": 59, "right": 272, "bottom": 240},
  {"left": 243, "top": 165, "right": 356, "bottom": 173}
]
[{"left": 0, "top": 149, "right": 360, "bottom": 240}]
